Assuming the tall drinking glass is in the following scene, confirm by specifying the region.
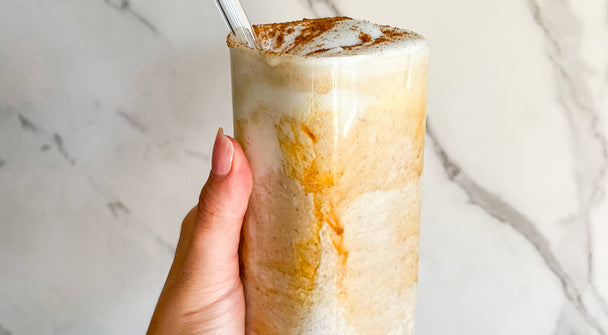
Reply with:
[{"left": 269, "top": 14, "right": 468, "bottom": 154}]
[{"left": 229, "top": 20, "right": 428, "bottom": 334}]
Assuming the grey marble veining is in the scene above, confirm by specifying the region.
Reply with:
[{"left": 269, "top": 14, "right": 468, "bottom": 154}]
[
  {"left": 526, "top": 0, "right": 608, "bottom": 333},
  {"left": 103, "top": 0, "right": 161, "bottom": 35},
  {"left": 0, "top": 0, "right": 607, "bottom": 334}
]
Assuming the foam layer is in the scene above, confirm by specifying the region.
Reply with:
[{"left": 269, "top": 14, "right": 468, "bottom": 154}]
[{"left": 228, "top": 17, "right": 426, "bottom": 57}]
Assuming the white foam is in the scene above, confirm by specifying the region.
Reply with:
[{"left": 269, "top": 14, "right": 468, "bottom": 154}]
[
  {"left": 257, "top": 19, "right": 426, "bottom": 57},
  {"left": 236, "top": 83, "right": 371, "bottom": 138}
]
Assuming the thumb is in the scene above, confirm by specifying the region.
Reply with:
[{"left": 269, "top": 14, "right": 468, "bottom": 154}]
[
  {"left": 192, "top": 127, "right": 252, "bottom": 265},
  {"left": 147, "top": 128, "right": 251, "bottom": 334},
  {"left": 167, "top": 128, "right": 252, "bottom": 299},
  {"left": 171, "top": 127, "right": 252, "bottom": 305}
]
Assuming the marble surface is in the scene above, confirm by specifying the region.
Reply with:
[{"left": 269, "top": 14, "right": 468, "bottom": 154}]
[{"left": 1, "top": 0, "right": 607, "bottom": 334}]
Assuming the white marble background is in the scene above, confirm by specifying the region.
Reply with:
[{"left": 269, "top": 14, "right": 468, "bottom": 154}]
[{"left": 1, "top": 0, "right": 607, "bottom": 334}]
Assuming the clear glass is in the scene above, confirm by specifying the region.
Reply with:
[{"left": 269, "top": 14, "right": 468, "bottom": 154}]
[{"left": 230, "top": 38, "right": 429, "bottom": 335}]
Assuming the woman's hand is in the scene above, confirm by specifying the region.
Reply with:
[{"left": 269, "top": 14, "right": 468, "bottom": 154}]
[{"left": 148, "top": 128, "right": 252, "bottom": 335}]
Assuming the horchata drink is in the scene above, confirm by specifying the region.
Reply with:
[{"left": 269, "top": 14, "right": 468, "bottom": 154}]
[{"left": 228, "top": 17, "right": 428, "bottom": 334}]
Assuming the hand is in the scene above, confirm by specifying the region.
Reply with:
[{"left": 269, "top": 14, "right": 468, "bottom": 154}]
[{"left": 147, "top": 128, "right": 252, "bottom": 335}]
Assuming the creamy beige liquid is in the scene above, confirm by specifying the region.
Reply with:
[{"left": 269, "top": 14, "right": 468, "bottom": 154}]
[{"left": 229, "top": 17, "right": 428, "bottom": 335}]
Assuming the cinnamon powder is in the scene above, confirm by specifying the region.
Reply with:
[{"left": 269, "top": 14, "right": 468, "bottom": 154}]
[{"left": 235, "top": 17, "right": 412, "bottom": 56}]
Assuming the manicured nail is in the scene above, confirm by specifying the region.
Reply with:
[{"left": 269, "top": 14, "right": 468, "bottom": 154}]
[{"left": 211, "top": 128, "right": 234, "bottom": 177}]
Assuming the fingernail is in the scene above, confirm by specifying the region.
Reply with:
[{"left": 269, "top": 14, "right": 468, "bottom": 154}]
[{"left": 212, "top": 128, "right": 234, "bottom": 177}]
